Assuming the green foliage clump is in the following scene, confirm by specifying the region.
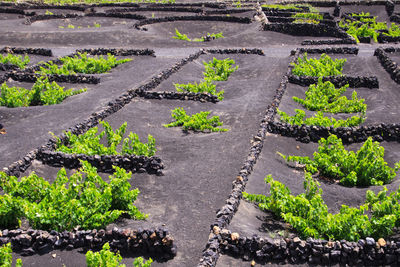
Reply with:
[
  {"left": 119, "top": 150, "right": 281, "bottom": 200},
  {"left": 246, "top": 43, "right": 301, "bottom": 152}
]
[
  {"left": 203, "top": 57, "right": 238, "bottom": 81},
  {"left": 292, "top": 12, "right": 323, "bottom": 20},
  {"left": 261, "top": 4, "right": 301, "bottom": 10},
  {"left": 0, "top": 53, "right": 30, "bottom": 69},
  {"left": 244, "top": 172, "right": 400, "bottom": 241},
  {"left": 172, "top": 28, "right": 224, "bottom": 42},
  {"left": 86, "top": 243, "right": 152, "bottom": 267},
  {"left": 55, "top": 121, "right": 156, "bottom": 157},
  {"left": 293, "top": 18, "right": 320, "bottom": 24},
  {"left": 339, "top": 13, "right": 400, "bottom": 42},
  {"left": 174, "top": 57, "right": 238, "bottom": 100},
  {"left": 278, "top": 135, "right": 400, "bottom": 186},
  {"left": 291, "top": 53, "right": 346, "bottom": 77},
  {"left": 0, "top": 161, "right": 146, "bottom": 231},
  {"left": 293, "top": 78, "right": 366, "bottom": 113},
  {"left": 0, "top": 77, "right": 86, "bottom": 107},
  {"left": 164, "top": 107, "right": 228, "bottom": 132},
  {"left": 262, "top": 3, "right": 318, "bottom": 12},
  {"left": 277, "top": 109, "right": 365, "bottom": 127},
  {"left": 174, "top": 81, "right": 224, "bottom": 100},
  {"left": 37, "top": 52, "right": 131, "bottom": 75},
  {"left": 0, "top": 243, "right": 22, "bottom": 267},
  {"left": 384, "top": 23, "right": 400, "bottom": 37}
]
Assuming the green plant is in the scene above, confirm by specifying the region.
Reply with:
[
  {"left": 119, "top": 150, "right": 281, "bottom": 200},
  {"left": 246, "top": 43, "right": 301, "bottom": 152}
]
[
  {"left": 0, "top": 243, "right": 22, "bottom": 267},
  {"left": 291, "top": 53, "right": 346, "bottom": 77},
  {"left": 277, "top": 109, "right": 365, "bottom": 127},
  {"left": 86, "top": 243, "right": 152, "bottom": 267},
  {"left": 339, "top": 13, "right": 394, "bottom": 42},
  {"left": 278, "top": 135, "right": 400, "bottom": 186},
  {"left": 233, "top": 0, "right": 241, "bottom": 8},
  {"left": 172, "top": 28, "right": 224, "bottom": 42},
  {"left": 0, "top": 53, "right": 30, "bottom": 69},
  {"left": 172, "top": 28, "right": 191, "bottom": 41},
  {"left": 45, "top": 10, "right": 54, "bottom": 15},
  {"left": 93, "top": 22, "right": 101, "bottom": 28},
  {"left": 174, "top": 81, "right": 224, "bottom": 100},
  {"left": 292, "top": 78, "right": 366, "bottom": 113},
  {"left": 244, "top": 171, "right": 400, "bottom": 241},
  {"left": 0, "top": 161, "right": 146, "bottom": 231},
  {"left": 54, "top": 121, "right": 156, "bottom": 157},
  {"left": 164, "top": 107, "right": 228, "bottom": 132},
  {"left": 293, "top": 18, "right": 320, "bottom": 24},
  {"left": 292, "top": 12, "right": 323, "bottom": 20},
  {"left": 384, "top": 23, "right": 400, "bottom": 37},
  {"left": 37, "top": 52, "right": 131, "bottom": 75},
  {"left": 203, "top": 57, "right": 238, "bottom": 82},
  {"left": 261, "top": 4, "right": 301, "bottom": 10},
  {"left": 0, "top": 77, "right": 86, "bottom": 107}
]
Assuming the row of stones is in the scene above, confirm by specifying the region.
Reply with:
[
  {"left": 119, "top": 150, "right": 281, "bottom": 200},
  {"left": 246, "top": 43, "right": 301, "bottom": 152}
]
[
  {"left": 37, "top": 149, "right": 164, "bottom": 175},
  {"left": 0, "top": 227, "right": 176, "bottom": 260},
  {"left": 216, "top": 227, "right": 399, "bottom": 265},
  {"left": 375, "top": 47, "right": 400, "bottom": 85}
]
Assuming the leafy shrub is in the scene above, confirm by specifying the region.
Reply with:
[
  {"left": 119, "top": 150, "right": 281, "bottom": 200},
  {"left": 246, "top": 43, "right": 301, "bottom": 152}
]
[
  {"left": 174, "top": 81, "right": 224, "bottom": 100},
  {"left": 291, "top": 53, "right": 346, "bottom": 77},
  {"left": 279, "top": 135, "right": 400, "bottom": 186},
  {"left": 0, "top": 77, "right": 86, "bottom": 107},
  {"left": 164, "top": 107, "right": 228, "bottom": 132},
  {"left": 203, "top": 57, "right": 238, "bottom": 81},
  {"left": 173, "top": 58, "right": 238, "bottom": 100},
  {"left": 244, "top": 172, "right": 400, "bottom": 241},
  {"left": 37, "top": 52, "right": 131, "bottom": 75},
  {"left": 0, "top": 243, "right": 22, "bottom": 267},
  {"left": 293, "top": 78, "right": 366, "bottom": 113},
  {"left": 339, "top": 13, "right": 399, "bottom": 42},
  {"left": 277, "top": 109, "right": 365, "bottom": 127},
  {"left": 261, "top": 4, "right": 301, "bottom": 10},
  {"left": 384, "top": 23, "right": 400, "bottom": 37},
  {"left": 86, "top": 243, "right": 152, "bottom": 267},
  {"left": 293, "top": 18, "right": 320, "bottom": 24},
  {"left": 172, "top": 28, "right": 224, "bottom": 42},
  {"left": 172, "top": 28, "right": 190, "bottom": 41},
  {"left": 0, "top": 53, "right": 30, "bottom": 69},
  {"left": 55, "top": 121, "right": 156, "bottom": 157},
  {"left": 292, "top": 12, "right": 323, "bottom": 20},
  {"left": 0, "top": 161, "right": 146, "bottom": 231}
]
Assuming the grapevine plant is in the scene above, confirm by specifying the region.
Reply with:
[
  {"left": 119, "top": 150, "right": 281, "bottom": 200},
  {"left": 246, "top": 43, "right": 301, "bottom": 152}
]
[
  {"left": 339, "top": 12, "right": 400, "bottom": 42},
  {"left": 0, "top": 53, "right": 30, "bottom": 69},
  {"left": 174, "top": 58, "right": 238, "bottom": 100},
  {"left": 0, "top": 243, "right": 22, "bottom": 267},
  {"left": 243, "top": 171, "right": 400, "bottom": 241},
  {"left": 164, "top": 107, "right": 228, "bottom": 132},
  {"left": 172, "top": 29, "right": 224, "bottom": 42},
  {"left": 0, "top": 77, "right": 86, "bottom": 107},
  {"left": 0, "top": 161, "right": 146, "bottom": 231},
  {"left": 278, "top": 134, "right": 400, "bottom": 187},
  {"left": 37, "top": 52, "right": 131, "bottom": 75},
  {"left": 291, "top": 53, "right": 346, "bottom": 77},
  {"left": 277, "top": 109, "right": 365, "bottom": 127},
  {"left": 54, "top": 121, "right": 156, "bottom": 157},
  {"left": 86, "top": 243, "right": 152, "bottom": 267},
  {"left": 293, "top": 78, "right": 366, "bottom": 113}
]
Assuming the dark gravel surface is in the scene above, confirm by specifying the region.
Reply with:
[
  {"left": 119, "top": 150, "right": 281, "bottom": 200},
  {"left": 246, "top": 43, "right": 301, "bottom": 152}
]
[{"left": 1, "top": 2, "right": 400, "bottom": 267}]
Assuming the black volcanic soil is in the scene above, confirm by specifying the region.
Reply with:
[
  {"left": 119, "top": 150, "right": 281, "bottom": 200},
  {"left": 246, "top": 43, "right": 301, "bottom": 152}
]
[{"left": 1, "top": 2, "right": 400, "bottom": 267}]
